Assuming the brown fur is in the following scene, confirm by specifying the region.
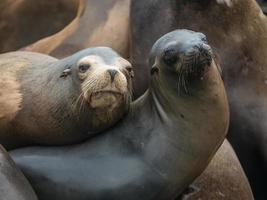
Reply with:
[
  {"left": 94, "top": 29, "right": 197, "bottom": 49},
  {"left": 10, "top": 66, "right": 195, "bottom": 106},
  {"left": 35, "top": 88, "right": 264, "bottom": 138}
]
[
  {"left": 0, "top": 0, "right": 78, "bottom": 53},
  {"left": 180, "top": 140, "right": 254, "bottom": 200},
  {"left": 24, "top": 0, "right": 130, "bottom": 58},
  {"left": 0, "top": 60, "right": 26, "bottom": 124}
]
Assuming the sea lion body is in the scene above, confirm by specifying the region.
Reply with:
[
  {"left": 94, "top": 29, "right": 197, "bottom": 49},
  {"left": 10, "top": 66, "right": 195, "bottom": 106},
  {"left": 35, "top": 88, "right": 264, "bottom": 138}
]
[
  {"left": 0, "top": 48, "right": 132, "bottom": 149},
  {"left": 130, "top": 0, "right": 267, "bottom": 198},
  {"left": 24, "top": 0, "right": 130, "bottom": 58},
  {"left": 180, "top": 140, "right": 254, "bottom": 200},
  {"left": 11, "top": 30, "right": 229, "bottom": 199},
  {"left": 0, "top": 145, "right": 37, "bottom": 200},
  {"left": 0, "top": 0, "right": 78, "bottom": 53}
]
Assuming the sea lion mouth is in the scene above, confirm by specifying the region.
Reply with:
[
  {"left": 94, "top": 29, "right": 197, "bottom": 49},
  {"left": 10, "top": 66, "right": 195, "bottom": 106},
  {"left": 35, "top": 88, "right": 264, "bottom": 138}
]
[{"left": 89, "top": 90, "right": 124, "bottom": 108}]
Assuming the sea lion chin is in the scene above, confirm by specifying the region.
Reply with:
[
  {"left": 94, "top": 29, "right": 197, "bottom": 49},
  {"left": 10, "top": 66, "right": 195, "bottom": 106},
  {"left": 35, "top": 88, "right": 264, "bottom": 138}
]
[
  {"left": 89, "top": 90, "right": 123, "bottom": 108},
  {"left": 0, "top": 47, "right": 133, "bottom": 149}
]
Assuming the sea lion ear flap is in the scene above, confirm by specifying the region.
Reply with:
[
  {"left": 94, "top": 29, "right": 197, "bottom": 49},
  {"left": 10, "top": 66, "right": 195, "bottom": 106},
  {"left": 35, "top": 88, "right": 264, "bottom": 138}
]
[
  {"left": 60, "top": 67, "right": 72, "bottom": 78},
  {"left": 151, "top": 64, "right": 159, "bottom": 75}
]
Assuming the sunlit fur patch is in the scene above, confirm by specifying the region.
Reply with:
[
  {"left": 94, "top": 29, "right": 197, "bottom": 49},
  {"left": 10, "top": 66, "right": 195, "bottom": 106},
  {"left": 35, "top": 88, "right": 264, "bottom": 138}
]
[
  {"left": 86, "top": 0, "right": 130, "bottom": 57},
  {"left": 0, "top": 59, "right": 28, "bottom": 127},
  {"left": 175, "top": 48, "right": 213, "bottom": 95},
  {"left": 74, "top": 55, "right": 132, "bottom": 123}
]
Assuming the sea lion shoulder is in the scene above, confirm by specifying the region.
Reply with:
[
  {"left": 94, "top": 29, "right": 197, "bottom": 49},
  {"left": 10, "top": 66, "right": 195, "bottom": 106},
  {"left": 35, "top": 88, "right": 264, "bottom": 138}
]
[{"left": 0, "top": 51, "right": 57, "bottom": 128}]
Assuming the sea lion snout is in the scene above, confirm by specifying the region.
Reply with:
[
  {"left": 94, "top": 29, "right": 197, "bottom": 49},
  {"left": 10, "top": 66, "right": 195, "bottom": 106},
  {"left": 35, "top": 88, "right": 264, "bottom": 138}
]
[
  {"left": 185, "top": 43, "right": 213, "bottom": 68},
  {"left": 107, "top": 69, "right": 118, "bottom": 82},
  {"left": 82, "top": 66, "right": 128, "bottom": 107},
  {"left": 75, "top": 54, "right": 132, "bottom": 111}
]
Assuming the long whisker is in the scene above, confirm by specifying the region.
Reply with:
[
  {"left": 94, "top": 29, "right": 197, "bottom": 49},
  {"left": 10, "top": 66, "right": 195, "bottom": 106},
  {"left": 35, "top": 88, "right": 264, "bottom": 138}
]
[
  {"left": 73, "top": 92, "right": 84, "bottom": 115},
  {"left": 79, "top": 96, "right": 85, "bottom": 115},
  {"left": 177, "top": 66, "right": 183, "bottom": 95}
]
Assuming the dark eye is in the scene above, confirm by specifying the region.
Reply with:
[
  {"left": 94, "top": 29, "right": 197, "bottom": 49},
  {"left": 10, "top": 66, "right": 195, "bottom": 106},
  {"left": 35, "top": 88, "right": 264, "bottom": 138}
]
[
  {"left": 125, "top": 66, "right": 134, "bottom": 78},
  {"left": 163, "top": 48, "right": 178, "bottom": 65},
  {"left": 79, "top": 63, "right": 90, "bottom": 73}
]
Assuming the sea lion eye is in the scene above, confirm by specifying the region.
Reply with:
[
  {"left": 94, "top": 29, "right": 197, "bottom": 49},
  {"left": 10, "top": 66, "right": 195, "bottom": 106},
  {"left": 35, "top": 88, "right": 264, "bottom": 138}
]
[
  {"left": 126, "top": 66, "right": 134, "bottom": 78},
  {"left": 79, "top": 63, "right": 90, "bottom": 73},
  {"left": 163, "top": 48, "right": 178, "bottom": 66}
]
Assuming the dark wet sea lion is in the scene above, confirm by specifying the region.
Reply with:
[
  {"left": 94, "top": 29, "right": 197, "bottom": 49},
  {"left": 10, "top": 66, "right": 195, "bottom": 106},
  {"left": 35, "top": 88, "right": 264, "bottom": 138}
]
[
  {"left": 24, "top": 0, "right": 130, "bottom": 58},
  {"left": 0, "top": 47, "right": 132, "bottom": 150},
  {"left": 10, "top": 30, "right": 229, "bottom": 200},
  {"left": 0, "top": 0, "right": 78, "bottom": 53},
  {"left": 130, "top": 0, "right": 267, "bottom": 198},
  {"left": 179, "top": 140, "right": 254, "bottom": 200},
  {"left": 0, "top": 145, "right": 37, "bottom": 200}
]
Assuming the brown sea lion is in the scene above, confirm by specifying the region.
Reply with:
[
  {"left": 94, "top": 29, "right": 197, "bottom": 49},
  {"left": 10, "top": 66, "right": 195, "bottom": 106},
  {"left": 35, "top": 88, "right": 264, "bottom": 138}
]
[
  {"left": 10, "top": 30, "right": 229, "bottom": 200},
  {"left": 0, "top": 0, "right": 78, "bottom": 53},
  {"left": 24, "top": 0, "right": 130, "bottom": 58},
  {"left": 0, "top": 47, "right": 133, "bottom": 150},
  {"left": 0, "top": 145, "right": 37, "bottom": 200},
  {"left": 130, "top": 0, "right": 267, "bottom": 198},
  {"left": 179, "top": 140, "right": 254, "bottom": 200}
]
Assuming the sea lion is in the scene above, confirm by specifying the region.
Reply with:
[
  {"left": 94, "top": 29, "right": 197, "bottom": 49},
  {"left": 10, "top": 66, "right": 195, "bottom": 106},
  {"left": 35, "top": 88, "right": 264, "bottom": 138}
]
[
  {"left": 0, "top": 47, "right": 133, "bottom": 149},
  {"left": 24, "top": 0, "right": 130, "bottom": 58},
  {"left": 0, "top": 0, "right": 78, "bottom": 53},
  {"left": 0, "top": 145, "right": 37, "bottom": 200},
  {"left": 178, "top": 140, "right": 254, "bottom": 200},
  {"left": 130, "top": 0, "right": 267, "bottom": 198},
  {"left": 10, "top": 30, "right": 229, "bottom": 199}
]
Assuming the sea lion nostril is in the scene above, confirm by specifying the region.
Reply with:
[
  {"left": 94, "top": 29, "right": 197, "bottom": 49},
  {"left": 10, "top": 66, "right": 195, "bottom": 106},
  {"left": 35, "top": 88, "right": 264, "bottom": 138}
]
[
  {"left": 200, "top": 44, "right": 212, "bottom": 56},
  {"left": 192, "top": 43, "right": 212, "bottom": 63},
  {"left": 107, "top": 69, "right": 118, "bottom": 82}
]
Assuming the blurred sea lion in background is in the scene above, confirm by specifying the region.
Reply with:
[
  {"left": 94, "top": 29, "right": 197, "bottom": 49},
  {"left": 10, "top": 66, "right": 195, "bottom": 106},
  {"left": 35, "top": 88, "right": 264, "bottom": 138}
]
[
  {"left": 130, "top": 0, "right": 267, "bottom": 198},
  {"left": 0, "top": 145, "right": 37, "bottom": 200},
  {"left": 0, "top": 0, "right": 79, "bottom": 53},
  {"left": 24, "top": 0, "right": 130, "bottom": 58}
]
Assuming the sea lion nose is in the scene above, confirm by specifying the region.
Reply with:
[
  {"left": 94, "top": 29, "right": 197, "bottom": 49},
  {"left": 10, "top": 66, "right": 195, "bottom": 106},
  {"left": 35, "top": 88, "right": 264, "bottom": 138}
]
[
  {"left": 192, "top": 43, "right": 213, "bottom": 65},
  {"left": 107, "top": 69, "right": 118, "bottom": 82},
  {"left": 196, "top": 43, "right": 212, "bottom": 56}
]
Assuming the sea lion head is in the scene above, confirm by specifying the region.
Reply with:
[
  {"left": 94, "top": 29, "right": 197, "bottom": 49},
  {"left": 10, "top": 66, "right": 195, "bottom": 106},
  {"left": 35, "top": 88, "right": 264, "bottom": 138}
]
[
  {"left": 59, "top": 47, "right": 133, "bottom": 129},
  {"left": 149, "top": 29, "right": 220, "bottom": 96}
]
